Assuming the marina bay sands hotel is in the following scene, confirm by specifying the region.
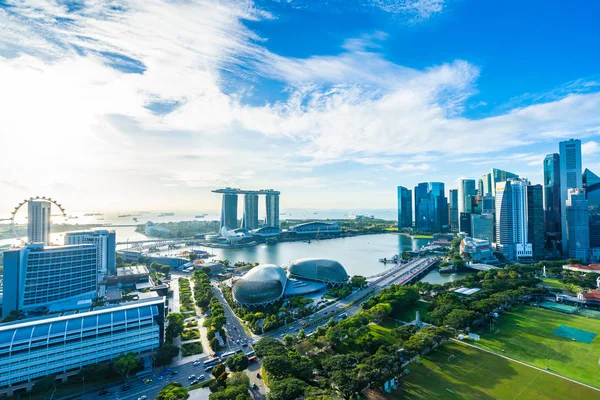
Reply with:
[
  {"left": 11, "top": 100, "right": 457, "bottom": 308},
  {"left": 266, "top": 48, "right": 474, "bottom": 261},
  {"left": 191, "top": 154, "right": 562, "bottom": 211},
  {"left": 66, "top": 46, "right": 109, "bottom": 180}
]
[{"left": 212, "top": 188, "right": 280, "bottom": 230}]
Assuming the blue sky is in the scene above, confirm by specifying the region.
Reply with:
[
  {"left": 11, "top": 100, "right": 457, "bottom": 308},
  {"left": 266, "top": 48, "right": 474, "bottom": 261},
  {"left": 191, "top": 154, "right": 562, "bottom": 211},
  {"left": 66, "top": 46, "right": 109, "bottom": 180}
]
[{"left": 0, "top": 0, "right": 599, "bottom": 212}]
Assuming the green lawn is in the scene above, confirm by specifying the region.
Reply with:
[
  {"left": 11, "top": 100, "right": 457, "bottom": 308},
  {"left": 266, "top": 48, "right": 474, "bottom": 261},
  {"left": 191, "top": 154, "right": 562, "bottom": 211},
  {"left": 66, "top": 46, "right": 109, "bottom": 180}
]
[
  {"left": 394, "top": 341, "right": 599, "bottom": 399},
  {"left": 411, "top": 235, "right": 433, "bottom": 239},
  {"left": 395, "top": 301, "right": 431, "bottom": 323},
  {"left": 368, "top": 323, "right": 401, "bottom": 346},
  {"left": 540, "top": 278, "right": 566, "bottom": 290},
  {"left": 475, "top": 305, "right": 600, "bottom": 388}
]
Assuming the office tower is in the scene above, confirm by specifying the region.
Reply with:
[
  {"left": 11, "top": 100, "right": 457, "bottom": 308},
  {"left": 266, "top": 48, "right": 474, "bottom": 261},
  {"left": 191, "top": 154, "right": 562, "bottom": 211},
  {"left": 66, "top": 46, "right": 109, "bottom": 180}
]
[
  {"left": 65, "top": 230, "right": 117, "bottom": 275},
  {"left": 265, "top": 191, "right": 280, "bottom": 228},
  {"left": 566, "top": 188, "right": 589, "bottom": 262},
  {"left": 482, "top": 193, "right": 494, "bottom": 215},
  {"left": 413, "top": 183, "right": 429, "bottom": 225},
  {"left": 220, "top": 192, "right": 238, "bottom": 229},
  {"left": 397, "top": 186, "right": 413, "bottom": 228},
  {"left": 543, "top": 153, "right": 561, "bottom": 242},
  {"left": 458, "top": 179, "right": 476, "bottom": 214},
  {"left": 559, "top": 139, "right": 583, "bottom": 254},
  {"left": 459, "top": 212, "right": 472, "bottom": 236},
  {"left": 2, "top": 243, "right": 98, "bottom": 319},
  {"left": 471, "top": 195, "right": 483, "bottom": 215},
  {"left": 449, "top": 189, "right": 459, "bottom": 231},
  {"left": 477, "top": 179, "right": 484, "bottom": 196},
  {"left": 242, "top": 194, "right": 259, "bottom": 230},
  {"left": 584, "top": 168, "right": 600, "bottom": 248},
  {"left": 526, "top": 184, "right": 545, "bottom": 259},
  {"left": 414, "top": 182, "right": 447, "bottom": 232},
  {"left": 495, "top": 179, "right": 532, "bottom": 260},
  {"left": 471, "top": 214, "right": 494, "bottom": 242},
  {"left": 0, "top": 297, "right": 165, "bottom": 391},
  {"left": 491, "top": 168, "right": 520, "bottom": 197},
  {"left": 482, "top": 173, "right": 492, "bottom": 196},
  {"left": 27, "top": 200, "right": 52, "bottom": 245}
]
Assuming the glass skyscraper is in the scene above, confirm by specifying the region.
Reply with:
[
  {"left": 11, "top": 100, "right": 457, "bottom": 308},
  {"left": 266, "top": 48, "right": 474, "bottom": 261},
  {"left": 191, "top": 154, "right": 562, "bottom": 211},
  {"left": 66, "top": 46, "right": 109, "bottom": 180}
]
[
  {"left": 449, "top": 189, "right": 459, "bottom": 231},
  {"left": 495, "top": 179, "right": 532, "bottom": 260},
  {"left": 397, "top": 186, "right": 413, "bottom": 228},
  {"left": 584, "top": 169, "right": 600, "bottom": 249},
  {"left": 458, "top": 179, "right": 476, "bottom": 214},
  {"left": 413, "top": 182, "right": 448, "bottom": 232},
  {"left": 543, "top": 153, "right": 561, "bottom": 242},
  {"left": 527, "top": 184, "right": 545, "bottom": 259},
  {"left": 566, "top": 188, "right": 589, "bottom": 262},
  {"left": 559, "top": 139, "right": 583, "bottom": 255}
]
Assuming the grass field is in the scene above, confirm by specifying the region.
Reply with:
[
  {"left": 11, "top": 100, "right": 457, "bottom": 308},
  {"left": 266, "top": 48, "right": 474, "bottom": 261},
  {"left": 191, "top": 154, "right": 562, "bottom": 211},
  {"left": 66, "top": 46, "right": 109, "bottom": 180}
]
[
  {"left": 539, "top": 277, "right": 566, "bottom": 290},
  {"left": 395, "top": 301, "right": 431, "bottom": 323},
  {"left": 394, "top": 341, "right": 599, "bottom": 399},
  {"left": 475, "top": 305, "right": 600, "bottom": 388}
]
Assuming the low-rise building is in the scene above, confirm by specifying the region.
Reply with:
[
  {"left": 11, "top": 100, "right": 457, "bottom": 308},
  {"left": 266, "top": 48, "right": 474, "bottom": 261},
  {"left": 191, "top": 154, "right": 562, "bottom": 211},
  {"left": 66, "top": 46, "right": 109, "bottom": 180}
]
[
  {"left": 115, "top": 265, "right": 150, "bottom": 285},
  {"left": 563, "top": 264, "right": 600, "bottom": 274},
  {"left": 460, "top": 237, "right": 494, "bottom": 261}
]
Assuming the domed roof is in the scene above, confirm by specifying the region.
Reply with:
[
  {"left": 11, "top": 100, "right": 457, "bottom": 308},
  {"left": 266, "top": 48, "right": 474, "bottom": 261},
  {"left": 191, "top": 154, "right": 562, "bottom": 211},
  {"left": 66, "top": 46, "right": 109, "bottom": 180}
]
[
  {"left": 287, "top": 258, "right": 348, "bottom": 284},
  {"left": 232, "top": 264, "right": 287, "bottom": 306}
]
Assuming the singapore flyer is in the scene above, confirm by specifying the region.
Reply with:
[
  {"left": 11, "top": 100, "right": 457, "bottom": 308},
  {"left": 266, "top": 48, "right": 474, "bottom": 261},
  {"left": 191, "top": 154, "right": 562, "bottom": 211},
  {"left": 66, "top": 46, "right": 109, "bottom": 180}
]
[{"left": 10, "top": 197, "right": 67, "bottom": 243}]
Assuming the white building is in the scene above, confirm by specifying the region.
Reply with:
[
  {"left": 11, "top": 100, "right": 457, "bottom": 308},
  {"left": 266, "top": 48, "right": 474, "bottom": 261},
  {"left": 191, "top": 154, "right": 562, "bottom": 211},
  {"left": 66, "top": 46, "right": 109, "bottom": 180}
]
[
  {"left": 566, "top": 188, "right": 590, "bottom": 262},
  {"left": 65, "top": 230, "right": 117, "bottom": 276},
  {"left": 27, "top": 201, "right": 51, "bottom": 245},
  {"left": 0, "top": 297, "right": 164, "bottom": 393},
  {"left": 559, "top": 139, "right": 583, "bottom": 254},
  {"left": 460, "top": 237, "right": 494, "bottom": 261},
  {"left": 495, "top": 179, "right": 532, "bottom": 260}
]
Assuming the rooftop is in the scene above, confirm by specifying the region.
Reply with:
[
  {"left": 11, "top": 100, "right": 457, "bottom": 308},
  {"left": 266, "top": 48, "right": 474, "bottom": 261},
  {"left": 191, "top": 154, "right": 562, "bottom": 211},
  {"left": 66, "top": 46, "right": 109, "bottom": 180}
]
[
  {"left": 453, "top": 287, "right": 482, "bottom": 296},
  {"left": 582, "top": 290, "right": 600, "bottom": 302},
  {"left": 563, "top": 264, "right": 600, "bottom": 272},
  {"left": 117, "top": 265, "right": 150, "bottom": 277}
]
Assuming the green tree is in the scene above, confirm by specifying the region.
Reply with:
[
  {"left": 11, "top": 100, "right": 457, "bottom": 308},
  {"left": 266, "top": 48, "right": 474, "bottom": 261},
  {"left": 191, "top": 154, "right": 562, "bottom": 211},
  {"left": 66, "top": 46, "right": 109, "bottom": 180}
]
[
  {"left": 33, "top": 375, "right": 57, "bottom": 399},
  {"left": 226, "top": 354, "right": 249, "bottom": 372},
  {"left": 444, "top": 309, "right": 478, "bottom": 329},
  {"left": 113, "top": 353, "right": 138, "bottom": 380},
  {"left": 254, "top": 337, "right": 285, "bottom": 357},
  {"left": 283, "top": 334, "right": 297, "bottom": 349},
  {"left": 156, "top": 343, "right": 180, "bottom": 365},
  {"left": 157, "top": 382, "right": 189, "bottom": 400},
  {"left": 166, "top": 313, "right": 185, "bottom": 340},
  {"left": 268, "top": 377, "right": 307, "bottom": 400},
  {"left": 210, "top": 337, "right": 220, "bottom": 351},
  {"left": 298, "top": 329, "right": 306, "bottom": 340},
  {"left": 350, "top": 275, "right": 367, "bottom": 288},
  {"left": 370, "top": 302, "right": 392, "bottom": 323},
  {"left": 162, "top": 265, "right": 171, "bottom": 275}
]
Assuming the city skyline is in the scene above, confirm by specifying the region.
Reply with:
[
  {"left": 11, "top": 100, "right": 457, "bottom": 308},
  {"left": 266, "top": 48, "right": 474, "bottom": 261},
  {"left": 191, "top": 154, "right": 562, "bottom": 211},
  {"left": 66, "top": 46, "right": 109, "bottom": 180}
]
[{"left": 1, "top": 1, "right": 600, "bottom": 212}]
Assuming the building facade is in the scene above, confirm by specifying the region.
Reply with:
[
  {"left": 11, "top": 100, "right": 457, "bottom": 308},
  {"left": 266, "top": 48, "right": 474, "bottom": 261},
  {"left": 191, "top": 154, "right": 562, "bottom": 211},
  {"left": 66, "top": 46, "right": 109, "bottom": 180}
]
[
  {"left": 495, "top": 179, "right": 532, "bottom": 260},
  {"left": 527, "top": 184, "right": 545, "bottom": 259},
  {"left": 543, "top": 153, "right": 561, "bottom": 242},
  {"left": 220, "top": 193, "right": 238, "bottom": 230},
  {"left": 2, "top": 244, "right": 98, "bottom": 319},
  {"left": 397, "top": 186, "right": 413, "bottom": 228},
  {"left": 584, "top": 169, "right": 600, "bottom": 249},
  {"left": 471, "top": 213, "right": 494, "bottom": 242},
  {"left": 65, "top": 230, "right": 116, "bottom": 276},
  {"left": 459, "top": 212, "right": 472, "bottom": 236},
  {"left": 242, "top": 194, "right": 259, "bottom": 230},
  {"left": 265, "top": 191, "right": 280, "bottom": 228},
  {"left": 482, "top": 168, "right": 519, "bottom": 197},
  {"left": 27, "top": 201, "right": 51, "bottom": 245},
  {"left": 559, "top": 139, "right": 583, "bottom": 255},
  {"left": 566, "top": 188, "right": 590, "bottom": 262},
  {"left": 458, "top": 179, "right": 476, "bottom": 214},
  {"left": 0, "top": 298, "right": 164, "bottom": 389},
  {"left": 449, "top": 189, "right": 459, "bottom": 231},
  {"left": 414, "top": 182, "right": 448, "bottom": 232}
]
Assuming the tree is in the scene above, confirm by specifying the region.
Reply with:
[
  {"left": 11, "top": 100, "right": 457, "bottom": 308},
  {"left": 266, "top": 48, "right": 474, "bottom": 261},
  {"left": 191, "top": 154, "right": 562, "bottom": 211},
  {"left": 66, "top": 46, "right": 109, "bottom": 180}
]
[
  {"left": 444, "top": 309, "right": 478, "bottom": 329},
  {"left": 162, "top": 265, "right": 171, "bottom": 275},
  {"left": 254, "top": 337, "right": 285, "bottom": 358},
  {"left": 283, "top": 334, "right": 297, "bottom": 349},
  {"left": 33, "top": 375, "right": 57, "bottom": 399},
  {"left": 113, "top": 353, "right": 138, "bottom": 380},
  {"left": 262, "top": 355, "right": 293, "bottom": 379},
  {"left": 156, "top": 343, "right": 180, "bottom": 366},
  {"left": 157, "top": 383, "right": 189, "bottom": 400},
  {"left": 228, "top": 371, "right": 250, "bottom": 388},
  {"left": 331, "top": 368, "right": 369, "bottom": 400},
  {"left": 298, "top": 329, "right": 306, "bottom": 340},
  {"left": 210, "top": 337, "right": 220, "bottom": 351},
  {"left": 213, "top": 363, "right": 228, "bottom": 387},
  {"left": 370, "top": 303, "right": 392, "bottom": 323},
  {"left": 268, "top": 377, "right": 307, "bottom": 400},
  {"left": 226, "top": 354, "right": 249, "bottom": 372},
  {"left": 350, "top": 275, "right": 367, "bottom": 288},
  {"left": 166, "top": 313, "right": 185, "bottom": 340}
]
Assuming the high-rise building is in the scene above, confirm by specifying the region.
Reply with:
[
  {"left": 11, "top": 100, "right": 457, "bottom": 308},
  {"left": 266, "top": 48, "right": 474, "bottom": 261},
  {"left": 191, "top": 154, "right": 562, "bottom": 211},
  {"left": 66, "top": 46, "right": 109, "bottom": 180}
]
[
  {"left": 0, "top": 297, "right": 165, "bottom": 391},
  {"left": 265, "top": 191, "right": 280, "bottom": 228},
  {"left": 543, "top": 153, "right": 561, "bottom": 242},
  {"left": 2, "top": 244, "right": 98, "bottom": 319},
  {"left": 220, "top": 193, "right": 238, "bottom": 229},
  {"left": 397, "top": 186, "right": 413, "bottom": 228},
  {"left": 65, "top": 230, "right": 116, "bottom": 275},
  {"left": 565, "top": 188, "right": 589, "bottom": 262},
  {"left": 477, "top": 179, "right": 484, "bottom": 196},
  {"left": 526, "top": 184, "right": 545, "bottom": 259},
  {"left": 559, "top": 139, "right": 583, "bottom": 254},
  {"left": 414, "top": 182, "right": 447, "bottom": 232},
  {"left": 459, "top": 212, "right": 472, "bottom": 236},
  {"left": 584, "top": 168, "right": 600, "bottom": 248},
  {"left": 471, "top": 214, "right": 494, "bottom": 242},
  {"left": 495, "top": 179, "right": 532, "bottom": 260},
  {"left": 482, "top": 193, "right": 494, "bottom": 215},
  {"left": 242, "top": 194, "right": 259, "bottom": 230},
  {"left": 458, "top": 179, "right": 476, "bottom": 214},
  {"left": 449, "top": 189, "right": 459, "bottom": 231},
  {"left": 27, "top": 201, "right": 52, "bottom": 245},
  {"left": 482, "top": 168, "right": 519, "bottom": 197}
]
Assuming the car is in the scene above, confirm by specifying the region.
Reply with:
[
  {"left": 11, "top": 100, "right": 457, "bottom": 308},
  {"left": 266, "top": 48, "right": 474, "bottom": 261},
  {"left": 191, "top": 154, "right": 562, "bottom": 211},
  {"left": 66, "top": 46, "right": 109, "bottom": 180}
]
[
  {"left": 190, "top": 379, "right": 199, "bottom": 385},
  {"left": 143, "top": 378, "right": 152, "bottom": 384},
  {"left": 121, "top": 385, "right": 131, "bottom": 392},
  {"left": 138, "top": 396, "right": 147, "bottom": 400},
  {"left": 198, "top": 374, "right": 205, "bottom": 380},
  {"left": 171, "top": 370, "right": 178, "bottom": 375},
  {"left": 158, "top": 375, "right": 165, "bottom": 380},
  {"left": 256, "top": 372, "right": 261, "bottom": 379},
  {"left": 193, "top": 360, "right": 200, "bottom": 366},
  {"left": 205, "top": 366, "right": 213, "bottom": 372},
  {"left": 242, "top": 342, "right": 247, "bottom": 347},
  {"left": 188, "top": 374, "right": 196, "bottom": 380}
]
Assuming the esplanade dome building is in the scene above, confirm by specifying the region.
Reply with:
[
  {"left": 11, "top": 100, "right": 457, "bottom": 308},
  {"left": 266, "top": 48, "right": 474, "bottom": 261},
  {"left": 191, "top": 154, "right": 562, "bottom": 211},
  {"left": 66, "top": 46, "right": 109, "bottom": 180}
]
[{"left": 231, "top": 258, "right": 349, "bottom": 307}]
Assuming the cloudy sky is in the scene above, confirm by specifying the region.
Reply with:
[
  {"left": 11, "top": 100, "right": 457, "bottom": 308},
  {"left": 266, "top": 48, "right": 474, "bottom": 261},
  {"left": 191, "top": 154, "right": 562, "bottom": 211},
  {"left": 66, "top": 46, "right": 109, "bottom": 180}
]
[{"left": 1, "top": 0, "right": 599, "bottom": 213}]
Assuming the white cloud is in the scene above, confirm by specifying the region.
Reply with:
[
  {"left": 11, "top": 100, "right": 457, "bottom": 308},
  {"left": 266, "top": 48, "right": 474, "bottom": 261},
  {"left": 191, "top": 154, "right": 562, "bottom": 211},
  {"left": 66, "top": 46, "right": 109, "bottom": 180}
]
[{"left": 582, "top": 141, "right": 599, "bottom": 156}]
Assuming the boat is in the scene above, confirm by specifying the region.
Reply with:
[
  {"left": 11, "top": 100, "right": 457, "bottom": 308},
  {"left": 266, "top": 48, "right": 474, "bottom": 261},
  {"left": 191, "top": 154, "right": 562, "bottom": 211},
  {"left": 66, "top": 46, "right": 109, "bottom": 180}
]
[
  {"left": 195, "top": 214, "right": 207, "bottom": 218},
  {"left": 133, "top": 217, "right": 138, "bottom": 222},
  {"left": 83, "top": 213, "right": 104, "bottom": 216},
  {"left": 118, "top": 214, "right": 131, "bottom": 218},
  {"left": 158, "top": 212, "right": 175, "bottom": 217}
]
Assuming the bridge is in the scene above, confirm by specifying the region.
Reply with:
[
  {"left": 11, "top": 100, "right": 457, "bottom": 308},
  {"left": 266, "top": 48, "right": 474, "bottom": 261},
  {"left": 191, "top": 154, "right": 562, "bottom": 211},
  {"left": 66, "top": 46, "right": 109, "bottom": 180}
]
[
  {"left": 465, "top": 263, "right": 500, "bottom": 271},
  {"left": 117, "top": 238, "right": 206, "bottom": 251}
]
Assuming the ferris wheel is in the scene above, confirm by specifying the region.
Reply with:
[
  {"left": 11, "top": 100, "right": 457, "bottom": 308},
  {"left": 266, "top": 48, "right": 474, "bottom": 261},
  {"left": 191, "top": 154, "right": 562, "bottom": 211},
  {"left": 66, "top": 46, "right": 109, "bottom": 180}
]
[{"left": 10, "top": 196, "right": 67, "bottom": 243}]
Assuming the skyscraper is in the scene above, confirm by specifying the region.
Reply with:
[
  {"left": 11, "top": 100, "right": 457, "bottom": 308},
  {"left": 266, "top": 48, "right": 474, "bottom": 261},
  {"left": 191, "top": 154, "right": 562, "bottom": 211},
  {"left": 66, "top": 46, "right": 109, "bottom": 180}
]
[
  {"left": 459, "top": 212, "right": 472, "bottom": 236},
  {"left": 397, "top": 186, "right": 413, "bottom": 229},
  {"left": 27, "top": 200, "right": 52, "bottom": 245},
  {"left": 458, "top": 179, "right": 476, "bottom": 214},
  {"left": 526, "top": 184, "right": 545, "bottom": 259},
  {"left": 482, "top": 168, "right": 519, "bottom": 197},
  {"left": 65, "top": 230, "right": 117, "bottom": 275},
  {"left": 495, "top": 179, "right": 532, "bottom": 260},
  {"left": 584, "top": 168, "right": 600, "bottom": 249},
  {"left": 449, "top": 189, "right": 459, "bottom": 231},
  {"left": 559, "top": 139, "right": 583, "bottom": 254},
  {"left": 2, "top": 243, "right": 98, "bottom": 319},
  {"left": 414, "top": 182, "right": 448, "bottom": 232},
  {"left": 265, "top": 191, "right": 280, "bottom": 228},
  {"left": 242, "top": 194, "right": 259, "bottom": 230},
  {"left": 566, "top": 188, "right": 589, "bottom": 262},
  {"left": 220, "top": 192, "right": 238, "bottom": 229},
  {"left": 477, "top": 179, "right": 484, "bottom": 196},
  {"left": 471, "top": 213, "right": 493, "bottom": 242},
  {"left": 482, "top": 193, "right": 495, "bottom": 215},
  {"left": 543, "top": 153, "right": 561, "bottom": 242}
]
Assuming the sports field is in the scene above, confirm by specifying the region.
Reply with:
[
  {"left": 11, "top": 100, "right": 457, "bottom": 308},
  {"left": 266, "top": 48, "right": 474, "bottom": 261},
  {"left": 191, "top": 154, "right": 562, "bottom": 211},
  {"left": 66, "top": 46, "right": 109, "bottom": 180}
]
[
  {"left": 476, "top": 305, "right": 600, "bottom": 387},
  {"left": 395, "top": 341, "right": 599, "bottom": 399}
]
